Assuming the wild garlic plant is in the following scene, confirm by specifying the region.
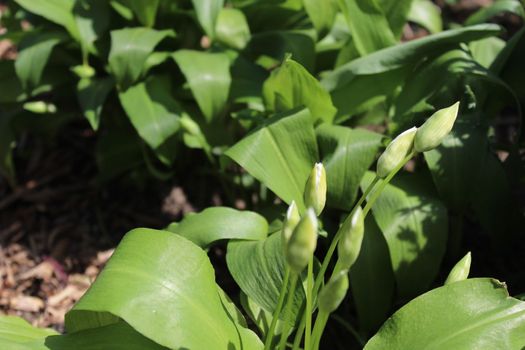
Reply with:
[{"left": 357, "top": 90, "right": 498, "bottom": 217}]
[{"left": 267, "top": 102, "right": 461, "bottom": 350}]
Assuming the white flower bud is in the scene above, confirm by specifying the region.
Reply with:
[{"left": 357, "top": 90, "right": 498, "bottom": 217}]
[
  {"left": 318, "top": 270, "right": 349, "bottom": 314},
  {"left": 414, "top": 102, "right": 460, "bottom": 152},
  {"left": 304, "top": 163, "right": 327, "bottom": 216},
  {"left": 445, "top": 251, "right": 471, "bottom": 285},
  {"left": 376, "top": 127, "right": 417, "bottom": 178},
  {"left": 337, "top": 207, "right": 365, "bottom": 270},
  {"left": 286, "top": 208, "right": 318, "bottom": 273}
]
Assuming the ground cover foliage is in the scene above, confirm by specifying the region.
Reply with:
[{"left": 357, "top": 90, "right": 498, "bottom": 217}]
[{"left": 1, "top": 0, "right": 525, "bottom": 349}]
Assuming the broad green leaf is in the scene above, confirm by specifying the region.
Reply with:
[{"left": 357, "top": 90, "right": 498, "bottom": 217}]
[
  {"left": 316, "top": 124, "right": 383, "bottom": 210},
  {"left": 15, "top": 32, "right": 64, "bottom": 92},
  {"left": 119, "top": 76, "right": 182, "bottom": 165},
  {"left": 46, "top": 321, "right": 168, "bottom": 350},
  {"left": 227, "top": 232, "right": 306, "bottom": 325},
  {"left": 380, "top": 0, "right": 416, "bottom": 38},
  {"left": 470, "top": 37, "right": 506, "bottom": 68},
  {"left": 129, "top": 0, "right": 160, "bottom": 27},
  {"left": 466, "top": 0, "right": 525, "bottom": 25},
  {"left": 73, "top": 0, "right": 110, "bottom": 56},
  {"left": 191, "top": 0, "right": 224, "bottom": 38},
  {"left": 77, "top": 77, "right": 115, "bottom": 130},
  {"left": 424, "top": 120, "right": 487, "bottom": 212},
  {"left": 167, "top": 207, "right": 268, "bottom": 248},
  {"left": 226, "top": 108, "right": 319, "bottom": 211},
  {"left": 365, "top": 278, "right": 525, "bottom": 350},
  {"left": 0, "top": 316, "right": 56, "bottom": 350},
  {"left": 66, "top": 228, "right": 263, "bottom": 350},
  {"left": 408, "top": 0, "right": 443, "bottom": 34},
  {"left": 262, "top": 57, "right": 337, "bottom": 124},
  {"left": 350, "top": 217, "right": 395, "bottom": 333},
  {"left": 303, "top": 0, "right": 337, "bottom": 38},
  {"left": 216, "top": 8, "right": 251, "bottom": 50},
  {"left": 108, "top": 28, "right": 172, "bottom": 90},
  {"left": 362, "top": 172, "right": 448, "bottom": 299},
  {"left": 322, "top": 24, "right": 502, "bottom": 116},
  {"left": 173, "top": 50, "right": 231, "bottom": 122},
  {"left": 338, "top": 0, "right": 397, "bottom": 56},
  {"left": 14, "top": 0, "right": 80, "bottom": 40}
]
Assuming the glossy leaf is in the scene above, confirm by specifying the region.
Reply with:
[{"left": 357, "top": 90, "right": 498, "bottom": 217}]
[
  {"left": 15, "top": 32, "right": 64, "bottom": 92},
  {"left": 316, "top": 124, "right": 383, "bottom": 210},
  {"left": 77, "top": 77, "right": 115, "bottom": 130},
  {"left": 338, "top": 0, "right": 396, "bottom": 55},
  {"left": 0, "top": 315, "right": 56, "bottom": 350},
  {"left": 408, "top": 0, "right": 443, "bottom": 34},
  {"left": 303, "top": 0, "right": 337, "bottom": 38},
  {"left": 226, "top": 108, "right": 319, "bottom": 211},
  {"left": 129, "top": 0, "right": 160, "bottom": 27},
  {"left": 227, "top": 232, "right": 306, "bottom": 325},
  {"left": 470, "top": 37, "right": 506, "bottom": 68},
  {"left": 119, "top": 76, "right": 182, "bottom": 164},
  {"left": 173, "top": 50, "right": 231, "bottom": 122},
  {"left": 362, "top": 172, "right": 448, "bottom": 299},
  {"left": 108, "top": 28, "right": 172, "bottom": 89},
  {"left": 14, "top": 0, "right": 79, "bottom": 39},
  {"left": 350, "top": 217, "right": 395, "bottom": 333},
  {"left": 365, "top": 278, "right": 525, "bottom": 350},
  {"left": 66, "top": 228, "right": 263, "bottom": 350},
  {"left": 216, "top": 8, "right": 251, "bottom": 50},
  {"left": 167, "top": 207, "right": 268, "bottom": 248},
  {"left": 466, "top": 0, "right": 525, "bottom": 25},
  {"left": 191, "top": 0, "right": 224, "bottom": 38},
  {"left": 262, "top": 57, "right": 337, "bottom": 124}
]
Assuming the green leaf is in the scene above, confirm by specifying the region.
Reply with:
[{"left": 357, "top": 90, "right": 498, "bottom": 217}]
[
  {"left": 470, "top": 37, "right": 506, "bottom": 68},
  {"left": 118, "top": 76, "right": 182, "bottom": 165},
  {"left": 216, "top": 8, "right": 251, "bottom": 50},
  {"left": 322, "top": 24, "right": 502, "bottom": 116},
  {"left": 14, "top": 0, "right": 80, "bottom": 40},
  {"left": 129, "top": 0, "right": 160, "bottom": 27},
  {"left": 362, "top": 172, "right": 448, "bottom": 299},
  {"left": 380, "top": 0, "right": 416, "bottom": 38},
  {"left": 240, "top": 292, "right": 285, "bottom": 338},
  {"left": 46, "top": 321, "right": 168, "bottom": 350},
  {"left": 167, "top": 207, "right": 268, "bottom": 248},
  {"left": 226, "top": 107, "right": 319, "bottom": 211},
  {"left": 408, "top": 0, "right": 443, "bottom": 34},
  {"left": 364, "top": 278, "right": 525, "bottom": 350},
  {"left": 227, "top": 232, "right": 306, "bottom": 325},
  {"left": 0, "top": 316, "right": 56, "bottom": 350},
  {"left": 191, "top": 0, "right": 224, "bottom": 38},
  {"left": 316, "top": 124, "right": 383, "bottom": 210},
  {"left": 73, "top": 0, "right": 110, "bottom": 56},
  {"left": 66, "top": 228, "right": 263, "bottom": 350},
  {"left": 302, "top": 0, "right": 337, "bottom": 38},
  {"left": 108, "top": 28, "right": 173, "bottom": 90},
  {"left": 262, "top": 57, "right": 337, "bottom": 124},
  {"left": 338, "top": 0, "right": 397, "bottom": 56},
  {"left": 173, "top": 50, "right": 231, "bottom": 122},
  {"left": 466, "top": 0, "right": 525, "bottom": 25},
  {"left": 77, "top": 77, "right": 115, "bottom": 130},
  {"left": 15, "top": 32, "right": 64, "bottom": 92}
]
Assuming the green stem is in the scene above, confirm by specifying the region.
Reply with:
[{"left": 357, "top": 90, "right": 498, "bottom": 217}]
[
  {"left": 305, "top": 258, "right": 314, "bottom": 350},
  {"left": 265, "top": 267, "right": 291, "bottom": 350},
  {"left": 279, "top": 273, "right": 299, "bottom": 350},
  {"left": 292, "top": 177, "right": 379, "bottom": 349},
  {"left": 311, "top": 311, "right": 329, "bottom": 350},
  {"left": 331, "top": 314, "right": 365, "bottom": 347}
]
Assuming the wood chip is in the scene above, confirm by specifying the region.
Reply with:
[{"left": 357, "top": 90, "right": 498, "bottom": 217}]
[{"left": 10, "top": 295, "right": 44, "bottom": 312}]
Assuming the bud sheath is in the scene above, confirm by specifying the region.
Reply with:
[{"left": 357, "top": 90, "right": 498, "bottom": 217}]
[
  {"left": 337, "top": 207, "right": 365, "bottom": 270},
  {"left": 414, "top": 102, "right": 460, "bottom": 152},
  {"left": 286, "top": 208, "right": 318, "bottom": 273},
  {"left": 304, "top": 163, "right": 327, "bottom": 216},
  {"left": 376, "top": 127, "right": 417, "bottom": 178},
  {"left": 445, "top": 251, "right": 471, "bottom": 285},
  {"left": 318, "top": 270, "right": 349, "bottom": 314},
  {"left": 282, "top": 201, "right": 300, "bottom": 250}
]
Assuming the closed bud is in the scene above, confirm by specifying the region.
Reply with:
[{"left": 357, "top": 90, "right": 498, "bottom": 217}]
[
  {"left": 282, "top": 201, "right": 300, "bottom": 250},
  {"left": 23, "top": 101, "right": 56, "bottom": 114},
  {"left": 337, "top": 207, "right": 364, "bottom": 270},
  {"left": 414, "top": 102, "right": 460, "bottom": 152},
  {"left": 71, "top": 65, "right": 96, "bottom": 79},
  {"left": 445, "top": 251, "right": 471, "bottom": 285},
  {"left": 304, "top": 163, "right": 327, "bottom": 216},
  {"left": 376, "top": 127, "right": 417, "bottom": 178},
  {"left": 180, "top": 115, "right": 201, "bottom": 136},
  {"left": 318, "top": 270, "right": 349, "bottom": 314},
  {"left": 286, "top": 208, "right": 318, "bottom": 273}
]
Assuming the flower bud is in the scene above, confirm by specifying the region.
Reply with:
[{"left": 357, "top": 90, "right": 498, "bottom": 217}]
[
  {"left": 282, "top": 200, "right": 300, "bottom": 251},
  {"left": 376, "top": 127, "right": 417, "bottom": 178},
  {"left": 23, "top": 101, "right": 56, "bottom": 114},
  {"left": 304, "top": 163, "right": 327, "bottom": 216},
  {"left": 414, "top": 102, "right": 460, "bottom": 152},
  {"left": 180, "top": 115, "right": 201, "bottom": 136},
  {"left": 318, "top": 270, "right": 349, "bottom": 314},
  {"left": 337, "top": 207, "right": 364, "bottom": 270},
  {"left": 71, "top": 65, "right": 96, "bottom": 79},
  {"left": 286, "top": 208, "right": 318, "bottom": 273},
  {"left": 445, "top": 251, "right": 471, "bottom": 285}
]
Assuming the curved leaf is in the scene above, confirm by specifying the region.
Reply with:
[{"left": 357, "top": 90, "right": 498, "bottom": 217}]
[
  {"left": 173, "top": 50, "right": 231, "bottom": 122},
  {"left": 167, "top": 207, "right": 268, "bottom": 248},
  {"left": 303, "top": 0, "right": 337, "bottom": 38},
  {"left": 317, "top": 124, "right": 383, "bottom": 210},
  {"left": 129, "top": 0, "right": 160, "bottom": 27},
  {"left": 408, "top": 0, "right": 443, "bottom": 34},
  {"left": 66, "top": 228, "right": 262, "bottom": 350},
  {"left": 365, "top": 278, "right": 525, "bottom": 350},
  {"left": 191, "top": 0, "right": 224, "bottom": 38},
  {"left": 0, "top": 316, "right": 56, "bottom": 350},
  {"left": 226, "top": 107, "right": 319, "bottom": 211},
  {"left": 216, "top": 8, "right": 251, "bottom": 50},
  {"left": 73, "top": 0, "right": 110, "bottom": 56},
  {"left": 380, "top": 0, "right": 417, "bottom": 38},
  {"left": 466, "top": 0, "right": 525, "bottom": 26},
  {"left": 362, "top": 172, "right": 448, "bottom": 299}
]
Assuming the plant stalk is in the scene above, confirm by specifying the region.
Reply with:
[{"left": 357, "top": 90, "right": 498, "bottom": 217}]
[
  {"left": 311, "top": 311, "right": 329, "bottom": 350},
  {"left": 265, "top": 267, "right": 291, "bottom": 350},
  {"left": 304, "top": 257, "right": 314, "bottom": 350},
  {"left": 278, "top": 273, "right": 299, "bottom": 350}
]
